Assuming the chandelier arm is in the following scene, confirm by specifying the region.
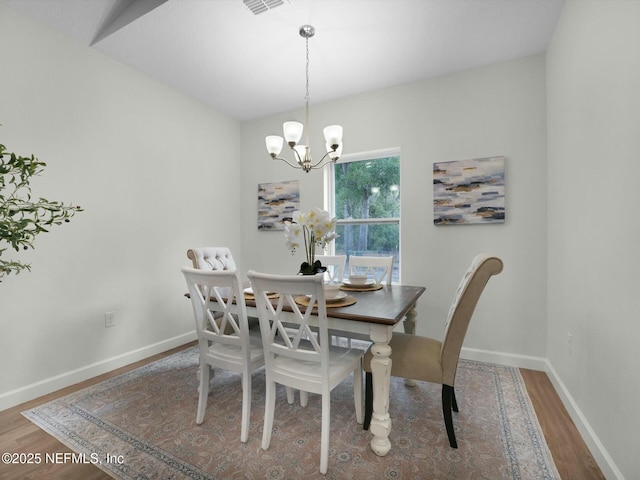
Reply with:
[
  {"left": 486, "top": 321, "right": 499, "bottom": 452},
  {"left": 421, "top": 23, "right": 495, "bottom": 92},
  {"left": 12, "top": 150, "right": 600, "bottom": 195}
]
[
  {"left": 290, "top": 145, "right": 305, "bottom": 166},
  {"left": 270, "top": 154, "right": 304, "bottom": 169},
  {"left": 308, "top": 151, "right": 339, "bottom": 170}
]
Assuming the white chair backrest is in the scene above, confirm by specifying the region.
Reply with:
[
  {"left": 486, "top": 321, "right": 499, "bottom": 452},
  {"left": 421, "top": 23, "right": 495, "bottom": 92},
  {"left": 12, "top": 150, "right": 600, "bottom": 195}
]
[
  {"left": 248, "top": 272, "right": 329, "bottom": 376},
  {"left": 182, "top": 266, "right": 250, "bottom": 352},
  {"left": 315, "top": 255, "right": 346, "bottom": 284},
  {"left": 187, "top": 247, "right": 236, "bottom": 271},
  {"left": 349, "top": 255, "right": 394, "bottom": 285},
  {"left": 249, "top": 270, "right": 363, "bottom": 473}
]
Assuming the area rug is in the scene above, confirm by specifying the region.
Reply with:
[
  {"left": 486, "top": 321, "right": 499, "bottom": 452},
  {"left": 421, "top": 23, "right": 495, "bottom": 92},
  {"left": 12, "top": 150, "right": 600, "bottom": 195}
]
[{"left": 23, "top": 347, "right": 560, "bottom": 479}]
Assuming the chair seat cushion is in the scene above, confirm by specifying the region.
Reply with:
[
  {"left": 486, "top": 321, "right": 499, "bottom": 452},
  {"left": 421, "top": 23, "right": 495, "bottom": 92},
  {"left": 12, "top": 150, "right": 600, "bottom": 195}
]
[
  {"left": 208, "top": 334, "right": 263, "bottom": 364},
  {"left": 363, "top": 332, "right": 444, "bottom": 384},
  {"left": 273, "top": 346, "right": 362, "bottom": 385}
]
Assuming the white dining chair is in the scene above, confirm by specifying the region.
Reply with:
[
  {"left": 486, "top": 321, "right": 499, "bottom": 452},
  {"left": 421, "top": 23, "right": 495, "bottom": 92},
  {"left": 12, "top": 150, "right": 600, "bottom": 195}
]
[
  {"left": 181, "top": 266, "right": 264, "bottom": 443},
  {"left": 349, "top": 255, "right": 394, "bottom": 285},
  {"left": 315, "top": 254, "right": 346, "bottom": 284},
  {"left": 247, "top": 271, "right": 363, "bottom": 475},
  {"left": 317, "top": 254, "right": 361, "bottom": 347},
  {"left": 187, "top": 246, "right": 261, "bottom": 331}
]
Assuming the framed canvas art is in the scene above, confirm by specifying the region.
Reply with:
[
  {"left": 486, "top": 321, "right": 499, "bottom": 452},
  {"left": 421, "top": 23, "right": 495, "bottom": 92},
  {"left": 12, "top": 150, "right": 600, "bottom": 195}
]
[
  {"left": 257, "top": 180, "right": 300, "bottom": 230},
  {"left": 433, "top": 156, "right": 505, "bottom": 225}
]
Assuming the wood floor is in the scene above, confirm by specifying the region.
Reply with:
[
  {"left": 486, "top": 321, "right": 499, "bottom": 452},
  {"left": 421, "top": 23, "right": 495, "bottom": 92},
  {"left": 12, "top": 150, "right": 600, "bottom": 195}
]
[
  {"left": 520, "top": 369, "right": 605, "bottom": 480},
  {"left": 0, "top": 343, "right": 605, "bottom": 480}
]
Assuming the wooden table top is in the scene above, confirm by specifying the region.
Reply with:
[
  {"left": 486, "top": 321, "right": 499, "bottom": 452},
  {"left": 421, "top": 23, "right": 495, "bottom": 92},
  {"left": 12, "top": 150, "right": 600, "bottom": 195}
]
[{"left": 244, "top": 284, "right": 426, "bottom": 326}]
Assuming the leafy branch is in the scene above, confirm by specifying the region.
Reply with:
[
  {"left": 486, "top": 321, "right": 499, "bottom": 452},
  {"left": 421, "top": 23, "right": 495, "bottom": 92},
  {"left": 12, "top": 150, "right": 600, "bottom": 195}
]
[{"left": 0, "top": 141, "right": 83, "bottom": 281}]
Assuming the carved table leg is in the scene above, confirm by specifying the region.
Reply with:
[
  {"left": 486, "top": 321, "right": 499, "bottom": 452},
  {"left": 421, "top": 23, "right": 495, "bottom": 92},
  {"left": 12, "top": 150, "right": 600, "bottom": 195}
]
[
  {"left": 402, "top": 303, "right": 417, "bottom": 335},
  {"left": 403, "top": 303, "right": 418, "bottom": 387},
  {"left": 369, "top": 324, "right": 393, "bottom": 456}
]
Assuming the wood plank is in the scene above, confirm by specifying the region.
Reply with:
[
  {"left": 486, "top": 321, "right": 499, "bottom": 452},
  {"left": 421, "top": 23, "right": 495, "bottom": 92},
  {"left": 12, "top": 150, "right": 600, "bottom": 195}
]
[{"left": 521, "top": 368, "right": 605, "bottom": 480}]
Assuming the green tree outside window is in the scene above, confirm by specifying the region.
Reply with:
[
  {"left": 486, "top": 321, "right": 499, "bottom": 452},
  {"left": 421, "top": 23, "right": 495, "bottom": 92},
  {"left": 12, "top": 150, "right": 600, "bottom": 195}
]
[{"left": 334, "top": 156, "right": 400, "bottom": 256}]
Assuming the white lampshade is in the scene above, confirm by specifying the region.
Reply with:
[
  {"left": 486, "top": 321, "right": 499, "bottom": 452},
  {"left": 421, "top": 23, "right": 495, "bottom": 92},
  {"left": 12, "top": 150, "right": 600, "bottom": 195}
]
[
  {"left": 283, "top": 121, "right": 304, "bottom": 145},
  {"left": 266, "top": 135, "right": 284, "bottom": 156},
  {"left": 293, "top": 145, "right": 307, "bottom": 162},
  {"left": 323, "top": 125, "right": 343, "bottom": 146}
]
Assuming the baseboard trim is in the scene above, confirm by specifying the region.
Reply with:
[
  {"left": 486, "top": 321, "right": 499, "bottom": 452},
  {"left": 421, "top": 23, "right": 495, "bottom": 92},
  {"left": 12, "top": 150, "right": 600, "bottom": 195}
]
[
  {"left": 460, "top": 346, "right": 547, "bottom": 370},
  {"left": 544, "top": 361, "right": 623, "bottom": 480},
  {"left": 0, "top": 331, "right": 197, "bottom": 412}
]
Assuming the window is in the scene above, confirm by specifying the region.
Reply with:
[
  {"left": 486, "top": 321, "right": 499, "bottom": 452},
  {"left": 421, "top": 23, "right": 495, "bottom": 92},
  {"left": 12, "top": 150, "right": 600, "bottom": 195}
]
[{"left": 328, "top": 149, "right": 400, "bottom": 283}]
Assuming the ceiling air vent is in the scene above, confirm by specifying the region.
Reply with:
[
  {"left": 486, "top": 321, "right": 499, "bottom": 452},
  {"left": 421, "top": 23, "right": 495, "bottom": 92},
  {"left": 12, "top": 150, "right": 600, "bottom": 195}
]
[{"left": 243, "top": 0, "right": 285, "bottom": 15}]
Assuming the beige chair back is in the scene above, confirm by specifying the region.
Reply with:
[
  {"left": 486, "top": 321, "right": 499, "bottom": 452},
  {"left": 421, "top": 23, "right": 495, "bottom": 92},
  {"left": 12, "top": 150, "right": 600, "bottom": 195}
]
[
  {"left": 440, "top": 254, "right": 503, "bottom": 385},
  {"left": 187, "top": 247, "right": 236, "bottom": 271}
]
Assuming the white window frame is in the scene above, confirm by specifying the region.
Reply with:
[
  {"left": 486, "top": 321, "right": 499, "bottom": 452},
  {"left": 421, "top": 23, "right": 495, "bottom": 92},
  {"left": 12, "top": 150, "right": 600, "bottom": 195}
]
[{"left": 324, "top": 147, "right": 401, "bottom": 279}]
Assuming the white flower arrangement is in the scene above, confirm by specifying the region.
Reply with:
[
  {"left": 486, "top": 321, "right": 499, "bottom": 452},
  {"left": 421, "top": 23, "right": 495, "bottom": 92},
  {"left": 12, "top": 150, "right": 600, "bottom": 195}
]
[{"left": 284, "top": 208, "right": 338, "bottom": 274}]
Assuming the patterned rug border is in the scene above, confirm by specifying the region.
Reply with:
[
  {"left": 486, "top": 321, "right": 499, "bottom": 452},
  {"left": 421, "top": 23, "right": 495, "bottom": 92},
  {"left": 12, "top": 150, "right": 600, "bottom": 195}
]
[
  {"left": 464, "top": 361, "right": 558, "bottom": 479},
  {"left": 24, "top": 348, "right": 214, "bottom": 480},
  {"left": 23, "top": 347, "right": 560, "bottom": 480}
]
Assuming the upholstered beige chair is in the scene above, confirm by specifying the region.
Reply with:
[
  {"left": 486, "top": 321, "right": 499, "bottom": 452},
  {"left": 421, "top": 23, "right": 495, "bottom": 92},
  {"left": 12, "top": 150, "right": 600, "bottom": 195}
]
[
  {"left": 362, "top": 254, "right": 503, "bottom": 448},
  {"left": 187, "top": 247, "right": 261, "bottom": 332},
  {"left": 187, "top": 247, "right": 236, "bottom": 271}
]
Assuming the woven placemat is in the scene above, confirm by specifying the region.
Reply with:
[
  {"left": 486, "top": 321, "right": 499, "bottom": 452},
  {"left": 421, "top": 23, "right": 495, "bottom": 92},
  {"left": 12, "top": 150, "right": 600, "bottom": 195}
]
[
  {"left": 294, "top": 295, "right": 357, "bottom": 308},
  {"left": 243, "top": 292, "right": 279, "bottom": 300},
  {"left": 339, "top": 283, "right": 383, "bottom": 292}
]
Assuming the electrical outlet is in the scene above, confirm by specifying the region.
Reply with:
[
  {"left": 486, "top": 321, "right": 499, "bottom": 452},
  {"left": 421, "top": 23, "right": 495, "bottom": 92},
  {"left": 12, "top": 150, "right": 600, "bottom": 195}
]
[
  {"left": 566, "top": 332, "right": 572, "bottom": 356},
  {"left": 105, "top": 311, "right": 116, "bottom": 328}
]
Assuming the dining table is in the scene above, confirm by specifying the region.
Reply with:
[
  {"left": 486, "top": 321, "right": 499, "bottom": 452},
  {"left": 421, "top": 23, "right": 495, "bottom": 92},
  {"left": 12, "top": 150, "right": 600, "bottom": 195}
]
[{"left": 242, "top": 283, "right": 426, "bottom": 457}]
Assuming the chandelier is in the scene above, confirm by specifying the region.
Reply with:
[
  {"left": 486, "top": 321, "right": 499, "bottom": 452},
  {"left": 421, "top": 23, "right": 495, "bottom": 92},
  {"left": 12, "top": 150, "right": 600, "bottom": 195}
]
[{"left": 265, "top": 25, "right": 343, "bottom": 173}]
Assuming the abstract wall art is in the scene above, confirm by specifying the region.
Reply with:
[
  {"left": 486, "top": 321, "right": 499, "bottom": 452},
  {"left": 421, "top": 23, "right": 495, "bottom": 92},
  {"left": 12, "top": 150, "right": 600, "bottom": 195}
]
[
  {"left": 257, "top": 180, "right": 300, "bottom": 230},
  {"left": 433, "top": 156, "right": 505, "bottom": 225}
]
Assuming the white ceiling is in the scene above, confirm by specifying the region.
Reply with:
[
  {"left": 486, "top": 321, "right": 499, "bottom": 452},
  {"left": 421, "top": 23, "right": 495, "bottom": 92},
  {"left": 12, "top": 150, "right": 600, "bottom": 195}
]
[{"left": 1, "top": 0, "right": 566, "bottom": 121}]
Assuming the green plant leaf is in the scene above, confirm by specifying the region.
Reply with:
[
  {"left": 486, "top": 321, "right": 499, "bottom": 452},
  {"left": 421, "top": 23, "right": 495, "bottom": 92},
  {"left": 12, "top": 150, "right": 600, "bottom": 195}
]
[{"left": 1, "top": 139, "right": 83, "bottom": 281}]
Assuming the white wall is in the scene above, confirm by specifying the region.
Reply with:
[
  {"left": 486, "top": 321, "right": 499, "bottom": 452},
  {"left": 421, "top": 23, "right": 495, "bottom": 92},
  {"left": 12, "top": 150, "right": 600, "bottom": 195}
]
[
  {"left": 4, "top": 1, "right": 634, "bottom": 477},
  {"left": 0, "top": 5, "right": 242, "bottom": 409},
  {"left": 240, "top": 55, "right": 548, "bottom": 365},
  {"left": 547, "top": 1, "right": 640, "bottom": 479}
]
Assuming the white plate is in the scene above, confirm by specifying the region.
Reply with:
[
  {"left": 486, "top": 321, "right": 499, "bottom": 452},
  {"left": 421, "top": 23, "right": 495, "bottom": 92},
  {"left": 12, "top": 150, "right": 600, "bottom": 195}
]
[
  {"left": 244, "top": 288, "right": 272, "bottom": 295},
  {"left": 306, "top": 292, "right": 348, "bottom": 302},
  {"left": 342, "top": 279, "right": 374, "bottom": 286},
  {"left": 327, "top": 292, "right": 348, "bottom": 302}
]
